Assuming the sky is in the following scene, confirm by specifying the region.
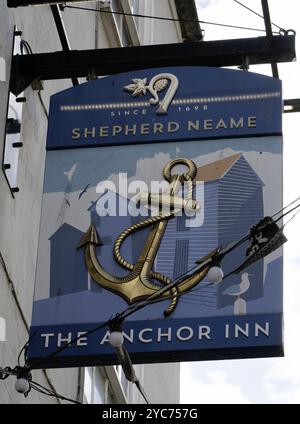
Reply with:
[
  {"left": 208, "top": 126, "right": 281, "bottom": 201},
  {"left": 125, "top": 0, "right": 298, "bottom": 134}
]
[{"left": 180, "top": 0, "right": 300, "bottom": 404}]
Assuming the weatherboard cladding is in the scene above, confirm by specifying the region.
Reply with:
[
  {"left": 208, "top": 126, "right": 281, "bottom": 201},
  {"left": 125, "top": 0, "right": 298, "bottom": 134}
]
[{"left": 156, "top": 153, "right": 264, "bottom": 309}]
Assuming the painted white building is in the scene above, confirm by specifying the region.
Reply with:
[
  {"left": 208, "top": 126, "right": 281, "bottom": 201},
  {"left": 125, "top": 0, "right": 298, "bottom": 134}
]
[{"left": 0, "top": 0, "right": 201, "bottom": 404}]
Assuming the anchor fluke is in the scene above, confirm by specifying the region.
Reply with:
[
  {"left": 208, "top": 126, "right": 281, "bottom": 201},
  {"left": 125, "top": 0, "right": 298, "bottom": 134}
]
[{"left": 77, "top": 224, "right": 102, "bottom": 249}]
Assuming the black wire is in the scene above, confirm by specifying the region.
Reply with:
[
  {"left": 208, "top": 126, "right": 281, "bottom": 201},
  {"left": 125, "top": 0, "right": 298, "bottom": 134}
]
[
  {"left": 30, "top": 380, "right": 82, "bottom": 404},
  {"left": 233, "top": 0, "right": 285, "bottom": 32},
  {"left": 183, "top": 292, "right": 217, "bottom": 299},
  {"left": 38, "top": 90, "right": 49, "bottom": 119},
  {"left": 20, "top": 39, "right": 33, "bottom": 55},
  {"left": 283, "top": 207, "right": 300, "bottom": 227},
  {"left": 26, "top": 276, "right": 214, "bottom": 371},
  {"left": 274, "top": 202, "right": 300, "bottom": 224},
  {"left": 121, "top": 201, "right": 300, "bottom": 308},
  {"left": 26, "top": 321, "right": 108, "bottom": 371},
  {"left": 135, "top": 381, "right": 151, "bottom": 404},
  {"left": 18, "top": 333, "right": 35, "bottom": 366},
  {"left": 18, "top": 39, "right": 49, "bottom": 121},
  {"left": 18, "top": 341, "right": 28, "bottom": 367},
  {"left": 65, "top": 4, "right": 275, "bottom": 34},
  {"left": 13, "top": 192, "right": 299, "bottom": 406},
  {"left": 272, "top": 195, "right": 300, "bottom": 219},
  {"left": 27, "top": 199, "right": 299, "bottom": 368},
  {"left": 26, "top": 196, "right": 300, "bottom": 371}
]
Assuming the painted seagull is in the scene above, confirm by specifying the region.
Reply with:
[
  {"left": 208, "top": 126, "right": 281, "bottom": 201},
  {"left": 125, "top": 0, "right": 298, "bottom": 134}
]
[
  {"left": 222, "top": 272, "right": 252, "bottom": 297},
  {"left": 78, "top": 183, "right": 91, "bottom": 200},
  {"left": 64, "top": 163, "right": 77, "bottom": 183}
]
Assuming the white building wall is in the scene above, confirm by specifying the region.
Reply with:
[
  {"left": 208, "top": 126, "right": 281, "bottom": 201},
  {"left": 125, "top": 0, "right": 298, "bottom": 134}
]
[{"left": 0, "top": 0, "right": 182, "bottom": 404}]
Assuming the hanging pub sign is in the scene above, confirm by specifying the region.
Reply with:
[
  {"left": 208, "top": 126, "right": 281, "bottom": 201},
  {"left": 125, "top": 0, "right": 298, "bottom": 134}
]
[{"left": 28, "top": 66, "right": 284, "bottom": 368}]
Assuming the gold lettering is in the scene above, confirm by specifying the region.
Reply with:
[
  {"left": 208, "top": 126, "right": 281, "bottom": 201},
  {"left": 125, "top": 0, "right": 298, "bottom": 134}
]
[
  {"left": 125, "top": 125, "right": 137, "bottom": 135},
  {"left": 188, "top": 120, "right": 200, "bottom": 131},
  {"left": 230, "top": 117, "right": 244, "bottom": 128},
  {"left": 216, "top": 118, "right": 227, "bottom": 129},
  {"left": 99, "top": 126, "right": 109, "bottom": 137},
  {"left": 154, "top": 123, "right": 163, "bottom": 133},
  {"left": 248, "top": 116, "right": 257, "bottom": 128},
  {"left": 84, "top": 127, "right": 96, "bottom": 138},
  {"left": 140, "top": 123, "right": 150, "bottom": 135},
  {"left": 204, "top": 119, "right": 213, "bottom": 130},
  {"left": 112, "top": 126, "right": 122, "bottom": 136},
  {"left": 168, "top": 122, "right": 179, "bottom": 133},
  {"left": 72, "top": 128, "right": 80, "bottom": 139}
]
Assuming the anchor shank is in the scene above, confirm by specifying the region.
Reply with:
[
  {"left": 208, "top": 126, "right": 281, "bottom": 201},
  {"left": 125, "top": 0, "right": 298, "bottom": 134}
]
[
  {"left": 138, "top": 175, "right": 182, "bottom": 281},
  {"left": 139, "top": 220, "right": 168, "bottom": 279}
]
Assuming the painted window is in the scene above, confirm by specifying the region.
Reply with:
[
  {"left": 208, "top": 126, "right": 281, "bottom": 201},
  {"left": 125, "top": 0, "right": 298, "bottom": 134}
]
[
  {"left": 177, "top": 214, "right": 189, "bottom": 232},
  {"left": 173, "top": 240, "right": 189, "bottom": 279}
]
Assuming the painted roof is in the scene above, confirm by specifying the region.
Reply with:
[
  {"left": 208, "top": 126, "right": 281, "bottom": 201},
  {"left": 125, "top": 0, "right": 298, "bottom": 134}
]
[
  {"left": 194, "top": 153, "right": 243, "bottom": 182},
  {"left": 49, "top": 222, "right": 83, "bottom": 240}
]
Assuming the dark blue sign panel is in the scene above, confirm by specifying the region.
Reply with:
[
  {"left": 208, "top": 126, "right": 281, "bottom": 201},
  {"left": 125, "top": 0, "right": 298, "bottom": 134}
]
[
  {"left": 46, "top": 67, "right": 282, "bottom": 149},
  {"left": 29, "top": 67, "right": 283, "bottom": 368},
  {"left": 30, "top": 314, "right": 282, "bottom": 368}
]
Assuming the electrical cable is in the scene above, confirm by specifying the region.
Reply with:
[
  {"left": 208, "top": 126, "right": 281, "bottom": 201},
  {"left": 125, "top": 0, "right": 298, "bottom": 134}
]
[
  {"left": 26, "top": 321, "right": 108, "bottom": 371},
  {"left": 18, "top": 38, "right": 49, "bottom": 120},
  {"left": 20, "top": 39, "right": 33, "bottom": 56},
  {"left": 274, "top": 202, "right": 300, "bottom": 224},
  {"left": 180, "top": 200, "right": 297, "bottom": 309},
  {"left": 233, "top": 0, "right": 286, "bottom": 32},
  {"left": 38, "top": 90, "right": 49, "bottom": 119},
  {"left": 26, "top": 195, "right": 300, "bottom": 370},
  {"left": 30, "top": 380, "right": 82, "bottom": 404},
  {"left": 8, "top": 193, "right": 300, "bottom": 406},
  {"left": 134, "top": 380, "right": 150, "bottom": 404},
  {"left": 18, "top": 333, "right": 35, "bottom": 366},
  {"left": 113, "top": 201, "right": 300, "bottom": 309},
  {"left": 18, "top": 341, "right": 29, "bottom": 367},
  {"left": 282, "top": 205, "right": 300, "bottom": 227},
  {"left": 0, "top": 366, "right": 80, "bottom": 404},
  {"left": 272, "top": 195, "right": 300, "bottom": 219},
  {"left": 26, "top": 277, "right": 221, "bottom": 369},
  {"left": 64, "top": 4, "right": 277, "bottom": 34}
]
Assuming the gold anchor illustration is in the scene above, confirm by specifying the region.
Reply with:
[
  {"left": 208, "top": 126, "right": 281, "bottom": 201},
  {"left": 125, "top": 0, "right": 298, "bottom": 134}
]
[{"left": 78, "top": 158, "right": 217, "bottom": 316}]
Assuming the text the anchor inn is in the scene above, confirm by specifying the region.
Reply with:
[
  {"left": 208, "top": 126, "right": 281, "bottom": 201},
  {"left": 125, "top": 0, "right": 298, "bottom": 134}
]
[{"left": 40, "top": 321, "right": 271, "bottom": 348}]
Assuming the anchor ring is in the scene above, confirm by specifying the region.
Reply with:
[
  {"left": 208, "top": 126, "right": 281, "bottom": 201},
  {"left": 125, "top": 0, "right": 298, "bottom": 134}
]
[{"left": 163, "top": 158, "right": 197, "bottom": 182}]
